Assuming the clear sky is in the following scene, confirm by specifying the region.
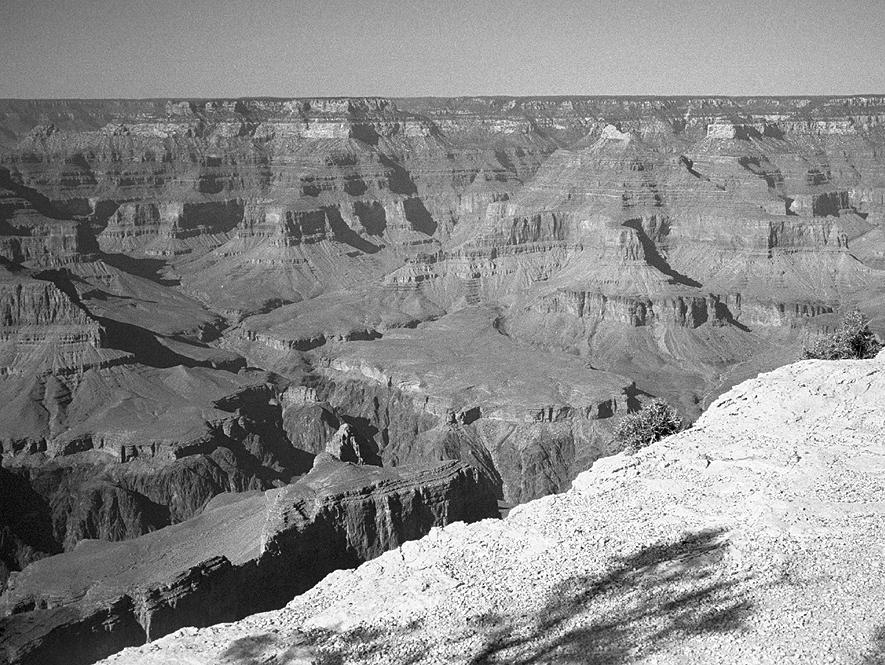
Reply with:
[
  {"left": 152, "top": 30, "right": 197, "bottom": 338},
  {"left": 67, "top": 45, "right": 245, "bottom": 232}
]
[{"left": 1, "top": 0, "right": 884, "bottom": 99}]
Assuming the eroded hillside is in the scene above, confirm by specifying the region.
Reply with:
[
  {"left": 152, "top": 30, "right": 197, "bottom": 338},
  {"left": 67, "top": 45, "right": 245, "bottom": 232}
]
[
  {"left": 2, "top": 95, "right": 885, "bottom": 590},
  {"left": 100, "top": 351, "right": 885, "bottom": 664}
]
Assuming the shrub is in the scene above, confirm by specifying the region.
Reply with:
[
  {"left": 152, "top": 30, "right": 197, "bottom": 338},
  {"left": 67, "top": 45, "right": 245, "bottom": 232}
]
[
  {"left": 801, "top": 310, "right": 882, "bottom": 360},
  {"left": 614, "top": 398, "right": 683, "bottom": 452}
]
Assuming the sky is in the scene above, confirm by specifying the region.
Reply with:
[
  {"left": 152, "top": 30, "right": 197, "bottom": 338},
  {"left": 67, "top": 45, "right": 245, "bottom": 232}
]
[{"left": 1, "top": 0, "right": 884, "bottom": 99}]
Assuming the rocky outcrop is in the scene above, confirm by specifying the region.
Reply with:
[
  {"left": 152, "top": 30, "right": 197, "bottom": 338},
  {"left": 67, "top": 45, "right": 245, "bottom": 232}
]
[
  {"left": 100, "top": 352, "right": 885, "bottom": 665},
  {"left": 223, "top": 289, "right": 442, "bottom": 358},
  {"left": 301, "top": 307, "right": 635, "bottom": 503},
  {"left": 2, "top": 95, "right": 883, "bottom": 343},
  {"left": 227, "top": 303, "right": 637, "bottom": 504},
  {"left": 382, "top": 115, "right": 883, "bottom": 417},
  {"left": 0, "top": 98, "right": 546, "bottom": 318},
  {"left": 0, "top": 456, "right": 498, "bottom": 665},
  {"left": 0, "top": 467, "right": 59, "bottom": 591},
  {"left": 0, "top": 363, "right": 285, "bottom": 461},
  {"left": 0, "top": 363, "right": 310, "bottom": 581},
  {"left": 0, "top": 193, "right": 280, "bottom": 579},
  {"left": 1, "top": 96, "right": 885, "bottom": 665},
  {"left": 0, "top": 265, "right": 125, "bottom": 377},
  {"left": 324, "top": 423, "right": 365, "bottom": 463},
  {"left": 0, "top": 173, "right": 93, "bottom": 269}
]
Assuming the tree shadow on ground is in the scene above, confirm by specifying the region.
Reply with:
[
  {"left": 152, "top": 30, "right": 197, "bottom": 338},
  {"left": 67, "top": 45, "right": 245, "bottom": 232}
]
[
  {"left": 468, "top": 528, "right": 751, "bottom": 664},
  {"left": 862, "top": 626, "right": 885, "bottom": 664},
  {"left": 219, "top": 528, "right": 759, "bottom": 665},
  {"left": 219, "top": 633, "right": 280, "bottom": 665},
  {"left": 220, "top": 628, "right": 385, "bottom": 665}
]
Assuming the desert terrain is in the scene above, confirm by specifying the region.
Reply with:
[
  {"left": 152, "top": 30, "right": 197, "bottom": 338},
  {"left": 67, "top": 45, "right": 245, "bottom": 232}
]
[{"left": 1, "top": 95, "right": 885, "bottom": 663}]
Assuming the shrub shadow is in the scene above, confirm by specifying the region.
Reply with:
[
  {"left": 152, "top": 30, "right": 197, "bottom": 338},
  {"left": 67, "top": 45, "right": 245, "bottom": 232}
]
[
  {"left": 466, "top": 528, "right": 751, "bottom": 664},
  {"left": 861, "top": 626, "right": 885, "bottom": 664}
]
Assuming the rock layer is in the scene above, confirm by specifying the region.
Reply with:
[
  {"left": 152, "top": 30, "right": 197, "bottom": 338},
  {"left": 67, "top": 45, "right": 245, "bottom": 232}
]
[
  {"left": 100, "top": 352, "right": 885, "bottom": 665},
  {"left": 391, "top": 116, "right": 882, "bottom": 415},
  {"left": 0, "top": 456, "right": 497, "bottom": 665},
  {"left": 301, "top": 307, "right": 635, "bottom": 503},
  {"left": 0, "top": 361, "right": 305, "bottom": 584},
  {"left": 3, "top": 95, "right": 885, "bottom": 565}
]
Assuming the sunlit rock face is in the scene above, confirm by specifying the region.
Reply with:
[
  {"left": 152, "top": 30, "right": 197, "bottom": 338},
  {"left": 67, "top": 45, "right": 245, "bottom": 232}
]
[
  {"left": 0, "top": 97, "right": 556, "bottom": 317},
  {"left": 1, "top": 95, "right": 885, "bottom": 575},
  {"left": 302, "top": 307, "right": 635, "bottom": 504},
  {"left": 382, "top": 100, "right": 885, "bottom": 415}
]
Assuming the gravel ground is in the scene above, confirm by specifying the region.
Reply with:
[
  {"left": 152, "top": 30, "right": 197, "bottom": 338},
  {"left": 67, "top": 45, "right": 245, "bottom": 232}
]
[{"left": 102, "top": 355, "right": 885, "bottom": 665}]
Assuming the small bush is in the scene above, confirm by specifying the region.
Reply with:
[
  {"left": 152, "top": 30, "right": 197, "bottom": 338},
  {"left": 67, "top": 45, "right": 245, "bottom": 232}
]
[
  {"left": 614, "top": 398, "right": 683, "bottom": 452},
  {"left": 801, "top": 310, "right": 882, "bottom": 360}
]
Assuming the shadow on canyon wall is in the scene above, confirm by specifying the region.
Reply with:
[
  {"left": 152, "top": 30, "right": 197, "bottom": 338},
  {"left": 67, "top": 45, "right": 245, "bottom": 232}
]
[
  {"left": 100, "top": 253, "right": 180, "bottom": 286},
  {"left": 621, "top": 219, "right": 702, "bottom": 289}
]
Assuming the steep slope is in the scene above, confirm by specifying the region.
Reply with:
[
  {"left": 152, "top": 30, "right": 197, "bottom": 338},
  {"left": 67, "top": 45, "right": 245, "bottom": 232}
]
[
  {"left": 306, "top": 307, "right": 635, "bottom": 503},
  {"left": 0, "top": 179, "right": 290, "bottom": 580},
  {"left": 0, "top": 98, "right": 549, "bottom": 318},
  {"left": 104, "top": 352, "right": 885, "bottom": 664},
  {"left": 228, "top": 305, "right": 637, "bottom": 503},
  {"left": 0, "top": 363, "right": 302, "bottom": 579},
  {"left": 1, "top": 456, "right": 497, "bottom": 665},
  {"left": 392, "top": 115, "right": 885, "bottom": 416},
  {"left": 0, "top": 260, "right": 297, "bottom": 585}
]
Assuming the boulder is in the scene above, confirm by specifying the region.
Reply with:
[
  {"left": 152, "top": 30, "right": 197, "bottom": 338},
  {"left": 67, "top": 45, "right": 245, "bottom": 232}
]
[{"left": 323, "top": 423, "right": 365, "bottom": 464}]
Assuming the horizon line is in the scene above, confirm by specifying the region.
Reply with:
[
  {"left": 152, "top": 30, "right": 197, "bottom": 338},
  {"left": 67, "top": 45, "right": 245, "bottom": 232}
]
[{"left": 2, "top": 93, "right": 885, "bottom": 103}]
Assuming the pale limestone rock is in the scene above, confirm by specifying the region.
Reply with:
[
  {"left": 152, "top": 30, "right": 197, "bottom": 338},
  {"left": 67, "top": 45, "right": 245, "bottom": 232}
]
[{"left": 323, "top": 423, "right": 364, "bottom": 464}]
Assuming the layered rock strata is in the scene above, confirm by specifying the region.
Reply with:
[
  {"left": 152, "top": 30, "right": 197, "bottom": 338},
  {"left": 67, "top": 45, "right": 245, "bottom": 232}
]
[
  {"left": 0, "top": 98, "right": 549, "bottom": 318},
  {"left": 0, "top": 456, "right": 497, "bottom": 665},
  {"left": 297, "top": 307, "right": 635, "bottom": 503},
  {"left": 0, "top": 264, "right": 129, "bottom": 377},
  {"left": 101, "top": 352, "right": 885, "bottom": 665},
  {"left": 387, "top": 116, "right": 884, "bottom": 414},
  {"left": 0, "top": 361, "right": 308, "bottom": 586},
  {"left": 0, "top": 183, "right": 285, "bottom": 579},
  {"left": 2, "top": 95, "right": 885, "bottom": 554}
]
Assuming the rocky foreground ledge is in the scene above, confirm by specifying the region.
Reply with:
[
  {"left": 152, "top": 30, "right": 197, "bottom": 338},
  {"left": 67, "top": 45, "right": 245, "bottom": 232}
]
[{"left": 102, "top": 353, "right": 885, "bottom": 664}]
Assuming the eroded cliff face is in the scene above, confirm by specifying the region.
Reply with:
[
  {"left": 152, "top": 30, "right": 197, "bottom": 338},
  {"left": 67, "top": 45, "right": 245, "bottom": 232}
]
[
  {"left": 0, "top": 456, "right": 497, "bottom": 665},
  {"left": 0, "top": 97, "right": 552, "bottom": 318},
  {"left": 2, "top": 95, "right": 885, "bottom": 576},
  {"left": 293, "top": 307, "right": 634, "bottom": 504},
  {"left": 388, "top": 111, "right": 885, "bottom": 414},
  {"left": 0, "top": 362, "right": 310, "bottom": 588},
  {"left": 97, "top": 351, "right": 885, "bottom": 665}
]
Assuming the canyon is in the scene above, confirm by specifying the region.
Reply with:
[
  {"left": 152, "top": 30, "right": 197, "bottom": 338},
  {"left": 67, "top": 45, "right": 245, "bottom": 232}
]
[
  {"left": 1, "top": 95, "right": 885, "bottom": 662},
  {"left": 99, "top": 348, "right": 885, "bottom": 665},
  {"left": 1, "top": 455, "right": 496, "bottom": 665}
]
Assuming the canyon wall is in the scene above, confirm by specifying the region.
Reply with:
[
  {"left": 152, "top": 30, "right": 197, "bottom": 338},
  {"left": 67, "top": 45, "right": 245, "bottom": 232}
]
[
  {"left": 1, "top": 95, "right": 885, "bottom": 588},
  {"left": 0, "top": 456, "right": 497, "bottom": 665},
  {"left": 96, "top": 349, "right": 885, "bottom": 665}
]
